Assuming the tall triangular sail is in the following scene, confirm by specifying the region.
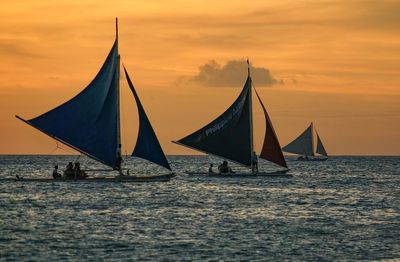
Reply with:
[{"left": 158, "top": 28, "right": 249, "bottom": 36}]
[
  {"left": 282, "top": 123, "right": 314, "bottom": 156},
  {"left": 254, "top": 88, "right": 288, "bottom": 168},
  {"left": 124, "top": 67, "right": 171, "bottom": 170},
  {"left": 176, "top": 77, "right": 253, "bottom": 166},
  {"left": 17, "top": 41, "right": 120, "bottom": 169},
  {"left": 316, "top": 132, "right": 328, "bottom": 156}
]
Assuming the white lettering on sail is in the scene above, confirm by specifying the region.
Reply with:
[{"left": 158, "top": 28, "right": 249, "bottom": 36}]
[{"left": 205, "top": 94, "right": 246, "bottom": 136}]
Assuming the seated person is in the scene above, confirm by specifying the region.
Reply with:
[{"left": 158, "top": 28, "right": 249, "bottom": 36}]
[
  {"left": 74, "top": 162, "right": 88, "bottom": 179},
  {"left": 52, "top": 165, "right": 61, "bottom": 178},
  {"left": 218, "top": 160, "right": 233, "bottom": 174},
  {"left": 64, "top": 162, "right": 75, "bottom": 178},
  {"left": 208, "top": 164, "right": 214, "bottom": 173}
]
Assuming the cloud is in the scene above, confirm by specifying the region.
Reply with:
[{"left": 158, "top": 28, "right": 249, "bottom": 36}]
[
  {"left": 0, "top": 40, "right": 44, "bottom": 59},
  {"left": 188, "top": 60, "right": 283, "bottom": 87}
]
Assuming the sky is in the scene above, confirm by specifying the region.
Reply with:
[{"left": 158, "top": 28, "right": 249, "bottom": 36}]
[{"left": 0, "top": 0, "right": 399, "bottom": 155}]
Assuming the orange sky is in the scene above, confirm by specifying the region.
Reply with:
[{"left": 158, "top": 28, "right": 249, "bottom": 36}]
[{"left": 0, "top": 0, "right": 399, "bottom": 155}]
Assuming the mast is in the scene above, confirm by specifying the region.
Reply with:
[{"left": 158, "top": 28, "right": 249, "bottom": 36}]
[
  {"left": 16, "top": 20, "right": 121, "bottom": 170},
  {"left": 247, "top": 58, "right": 254, "bottom": 156},
  {"left": 116, "top": 17, "right": 119, "bottom": 40},
  {"left": 310, "top": 122, "right": 315, "bottom": 156},
  {"left": 116, "top": 17, "right": 122, "bottom": 167}
]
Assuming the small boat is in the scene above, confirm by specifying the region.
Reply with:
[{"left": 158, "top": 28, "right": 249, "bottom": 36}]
[
  {"left": 173, "top": 60, "right": 290, "bottom": 177},
  {"left": 3, "top": 174, "right": 175, "bottom": 183},
  {"left": 187, "top": 170, "right": 291, "bottom": 178},
  {"left": 282, "top": 122, "right": 328, "bottom": 161},
  {"left": 14, "top": 18, "right": 174, "bottom": 182},
  {"left": 4, "top": 173, "right": 175, "bottom": 183}
]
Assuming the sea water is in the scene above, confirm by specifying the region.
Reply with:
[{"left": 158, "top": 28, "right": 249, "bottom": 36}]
[{"left": 0, "top": 155, "right": 399, "bottom": 261}]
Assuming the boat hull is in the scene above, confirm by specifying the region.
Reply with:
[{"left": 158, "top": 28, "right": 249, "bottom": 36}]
[
  {"left": 2, "top": 173, "right": 175, "bottom": 183},
  {"left": 186, "top": 170, "right": 292, "bottom": 178},
  {"left": 297, "top": 157, "right": 328, "bottom": 161}
]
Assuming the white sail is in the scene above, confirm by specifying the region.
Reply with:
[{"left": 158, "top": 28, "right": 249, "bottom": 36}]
[
  {"left": 282, "top": 124, "right": 314, "bottom": 156},
  {"left": 316, "top": 132, "right": 328, "bottom": 156}
]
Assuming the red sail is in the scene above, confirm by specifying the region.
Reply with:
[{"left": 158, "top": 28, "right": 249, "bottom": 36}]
[{"left": 254, "top": 88, "right": 288, "bottom": 168}]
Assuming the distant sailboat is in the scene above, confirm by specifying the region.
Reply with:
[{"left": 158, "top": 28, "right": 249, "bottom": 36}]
[
  {"left": 282, "top": 122, "right": 328, "bottom": 161},
  {"left": 173, "top": 60, "right": 290, "bottom": 177},
  {"left": 14, "top": 18, "right": 174, "bottom": 182}
]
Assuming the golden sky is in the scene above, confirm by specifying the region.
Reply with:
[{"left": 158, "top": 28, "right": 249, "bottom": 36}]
[{"left": 0, "top": 0, "right": 399, "bottom": 155}]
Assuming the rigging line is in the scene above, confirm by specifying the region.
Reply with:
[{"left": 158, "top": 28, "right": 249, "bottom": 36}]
[
  {"left": 48, "top": 139, "right": 79, "bottom": 156},
  {"left": 48, "top": 141, "right": 60, "bottom": 155},
  {"left": 52, "top": 141, "right": 77, "bottom": 155},
  {"left": 59, "top": 145, "right": 76, "bottom": 155}
]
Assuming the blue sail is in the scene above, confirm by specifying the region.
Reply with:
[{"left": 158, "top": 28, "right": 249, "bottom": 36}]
[
  {"left": 18, "top": 41, "right": 120, "bottom": 169},
  {"left": 123, "top": 66, "right": 171, "bottom": 170}
]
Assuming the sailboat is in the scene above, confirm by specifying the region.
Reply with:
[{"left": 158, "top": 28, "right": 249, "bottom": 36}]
[
  {"left": 173, "top": 61, "right": 290, "bottom": 177},
  {"left": 282, "top": 122, "right": 328, "bottom": 161},
  {"left": 14, "top": 19, "right": 174, "bottom": 182}
]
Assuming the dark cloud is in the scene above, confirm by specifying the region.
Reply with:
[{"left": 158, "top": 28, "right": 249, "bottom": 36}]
[{"left": 188, "top": 60, "right": 282, "bottom": 87}]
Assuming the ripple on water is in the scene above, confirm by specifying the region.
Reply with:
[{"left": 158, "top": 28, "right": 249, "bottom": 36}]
[{"left": 0, "top": 155, "right": 399, "bottom": 260}]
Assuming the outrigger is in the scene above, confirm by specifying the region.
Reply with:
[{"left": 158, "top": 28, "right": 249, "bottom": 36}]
[{"left": 13, "top": 18, "right": 174, "bottom": 182}]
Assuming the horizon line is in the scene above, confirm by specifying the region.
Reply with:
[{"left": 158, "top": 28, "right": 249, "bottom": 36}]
[{"left": 0, "top": 154, "right": 399, "bottom": 157}]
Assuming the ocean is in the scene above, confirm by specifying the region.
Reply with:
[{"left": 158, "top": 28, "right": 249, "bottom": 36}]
[{"left": 0, "top": 155, "right": 399, "bottom": 261}]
